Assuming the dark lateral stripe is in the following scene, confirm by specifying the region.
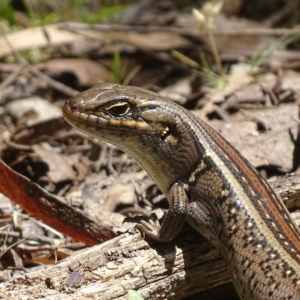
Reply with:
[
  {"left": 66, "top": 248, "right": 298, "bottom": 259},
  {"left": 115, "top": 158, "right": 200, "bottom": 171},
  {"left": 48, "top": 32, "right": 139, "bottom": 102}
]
[{"left": 195, "top": 118, "right": 300, "bottom": 256}]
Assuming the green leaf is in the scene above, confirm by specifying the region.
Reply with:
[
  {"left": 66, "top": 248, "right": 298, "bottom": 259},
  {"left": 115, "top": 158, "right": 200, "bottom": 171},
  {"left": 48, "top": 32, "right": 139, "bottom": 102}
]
[
  {"left": 84, "top": 5, "right": 126, "bottom": 23},
  {"left": 128, "top": 290, "right": 144, "bottom": 300},
  {"left": 0, "top": 0, "right": 15, "bottom": 25},
  {"left": 112, "top": 51, "right": 122, "bottom": 84}
]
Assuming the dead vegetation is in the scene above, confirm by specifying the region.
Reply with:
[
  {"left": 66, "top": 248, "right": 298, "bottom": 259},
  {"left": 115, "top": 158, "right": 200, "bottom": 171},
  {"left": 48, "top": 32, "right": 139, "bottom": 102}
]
[{"left": 1, "top": 1, "right": 300, "bottom": 299}]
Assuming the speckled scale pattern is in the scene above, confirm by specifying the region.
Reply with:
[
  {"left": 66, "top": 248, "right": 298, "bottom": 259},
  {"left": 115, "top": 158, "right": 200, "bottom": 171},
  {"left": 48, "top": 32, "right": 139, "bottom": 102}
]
[{"left": 63, "top": 83, "right": 300, "bottom": 300}]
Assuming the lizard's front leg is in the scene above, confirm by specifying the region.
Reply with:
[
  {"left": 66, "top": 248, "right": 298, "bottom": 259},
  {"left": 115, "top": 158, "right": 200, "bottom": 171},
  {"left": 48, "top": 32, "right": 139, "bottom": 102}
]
[{"left": 135, "top": 182, "right": 189, "bottom": 242}]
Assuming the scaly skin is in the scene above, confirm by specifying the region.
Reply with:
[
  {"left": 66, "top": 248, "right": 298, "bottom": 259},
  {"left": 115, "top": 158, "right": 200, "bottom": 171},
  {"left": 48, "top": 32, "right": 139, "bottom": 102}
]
[{"left": 63, "top": 83, "right": 300, "bottom": 300}]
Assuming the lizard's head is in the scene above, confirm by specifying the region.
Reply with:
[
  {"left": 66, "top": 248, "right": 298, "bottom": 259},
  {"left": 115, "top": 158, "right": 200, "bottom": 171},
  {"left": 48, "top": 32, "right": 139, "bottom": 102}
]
[
  {"left": 63, "top": 83, "right": 198, "bottom": 193},
  {"left": 63, "top": 83, "right": 182, "bottom": 145}
]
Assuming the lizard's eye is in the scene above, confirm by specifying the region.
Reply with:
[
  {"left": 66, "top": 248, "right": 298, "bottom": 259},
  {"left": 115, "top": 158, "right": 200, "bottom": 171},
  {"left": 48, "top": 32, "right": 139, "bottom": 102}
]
[{"left": 106, "top": 102, "right": 131, "bottom": 117}]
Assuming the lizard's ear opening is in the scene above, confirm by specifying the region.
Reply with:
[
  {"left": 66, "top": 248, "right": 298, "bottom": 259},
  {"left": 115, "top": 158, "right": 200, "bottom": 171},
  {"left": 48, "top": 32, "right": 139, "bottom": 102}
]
[
  {"left": 160, "top": 126, "right": 170, "bottom": 141},
  {"left": 160, "top": 124, "right": 180, "bottom": 146}
]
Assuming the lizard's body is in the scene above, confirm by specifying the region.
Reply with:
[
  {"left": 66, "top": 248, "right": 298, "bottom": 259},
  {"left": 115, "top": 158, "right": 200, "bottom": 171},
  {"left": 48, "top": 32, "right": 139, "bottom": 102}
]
[{"left": 63, "top": 83, "right": 300, "bottom": 299}]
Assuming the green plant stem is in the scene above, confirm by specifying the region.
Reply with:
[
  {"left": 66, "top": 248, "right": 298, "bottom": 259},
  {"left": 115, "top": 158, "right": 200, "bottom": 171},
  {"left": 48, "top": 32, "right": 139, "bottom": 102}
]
[{"left": 207, "top": 26, "right": 222, "bottom": 76}]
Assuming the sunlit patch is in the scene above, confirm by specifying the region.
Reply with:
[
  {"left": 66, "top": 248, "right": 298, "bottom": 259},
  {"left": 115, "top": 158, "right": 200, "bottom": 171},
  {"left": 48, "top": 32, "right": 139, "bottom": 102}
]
[
  {"left": 232, "top": 164, "right": 239, "bottom": 172},
  {"left": 222, "top": 189, "right": 229, "bottom": 197},
  {"left": 271, "top": 222, "right": 277, "bottom": 229},
  {"left": 241, "top": 176, "right": 248, "bottom": 183},
  {"left": 262, "top": 179, "right": 271, "bottom": 190},
  {"left": 161, "top": 126, "right": 169, "bottom": 138},
  {"left": 285, "top": 269, "right": 292, "bottom": 276},
  {"left": 269, "top": 283, "right": 276, "bottom": 291},
  {"left": 230, "top": 207, "right": 237, "bottom": 214},
  {"left": 231, "top": 224, "right": 237, "bottom": 231}
]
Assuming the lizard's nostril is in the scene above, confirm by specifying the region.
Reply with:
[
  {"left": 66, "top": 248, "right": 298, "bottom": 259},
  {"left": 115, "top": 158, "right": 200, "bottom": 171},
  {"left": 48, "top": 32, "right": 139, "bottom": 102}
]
[
  {"left": 62, "top": 98, "right": 80, "bottom": 117},
  {"left": 66, "top": 99, "right": 79, "bottom": 112}
]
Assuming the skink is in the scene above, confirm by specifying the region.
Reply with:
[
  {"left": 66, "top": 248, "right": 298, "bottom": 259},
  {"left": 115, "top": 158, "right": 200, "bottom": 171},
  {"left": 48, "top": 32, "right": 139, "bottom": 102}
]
[{"left": 63, "top": 83, "right": 300, "bottom": 300}]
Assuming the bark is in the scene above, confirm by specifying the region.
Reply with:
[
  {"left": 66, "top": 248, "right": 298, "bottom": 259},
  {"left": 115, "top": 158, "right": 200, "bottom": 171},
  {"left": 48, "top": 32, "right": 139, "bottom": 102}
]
[{"left": 1, "top": 173, "right": 300, "bottom": 300}]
